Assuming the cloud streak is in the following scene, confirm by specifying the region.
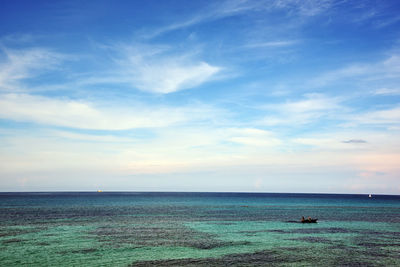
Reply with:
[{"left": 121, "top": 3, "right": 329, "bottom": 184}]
[
  {"left": 351, "top": 106, "right": 400, "bottom": 126},
  {"left": 123, "top": 53, "right": 220, "bottom": 94},
  {"left": 0, "top": 47, "right": 62, "bottom": 91},
  {"left": 244, "top": 40, "right": 299, "bottom": 49},
  {"left": 78, "top": 44, "right": 221, "bottom": 94},
  {"left": 258, "top": 94, "right": 343, "bottom": 126},
  {"left": 0, "top": 93, "right": 218, "bottom": 130},
  {"left": 372, "top": 88, "right": 400, "bottom": 96},
  {"left": 310, "top": 54, "right": 400, "bottom": 87},
  {"left": 143, "top": 0, "right": 266, "bottom": 38},
  {"left": 227, "top": 128, "right": 281, "bottom": 146},
  {"left": 144, "top": 0, "right": 335, "bottom": 38}
]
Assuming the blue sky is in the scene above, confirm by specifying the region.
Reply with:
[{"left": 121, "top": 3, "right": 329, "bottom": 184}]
[{"left": 1, "top": 0, "right": 400, "bottom": 193}]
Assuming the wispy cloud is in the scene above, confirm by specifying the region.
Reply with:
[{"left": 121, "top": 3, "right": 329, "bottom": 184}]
[
  {"left": 80, "top": 44, "right": 221, "bottom": 94},
  {"left": 259, "top": 94, "right": 343, "bottom": 126},
  {"left": 0, "top": 93, "right": 219, "bottom": 130},
  {"left": 310, "top": 64, "right": 371, "bottom": 87},
  {"left": 122, "top": 51, "right": 220, "bottom": 94},
  {"left": 0, "top": 33, "right": 36, "bottom": 44},
  {"left": 2, "top": 1, "right": 400, "bottom": 193},
  {"left": 373, "top": 14, "right": 400, "bottom": 28},
  {"left": 244, "top": 40, "right": 299, "bottom": 49},
  {"left": 341, "top": 2, "right": 400, "bottom": 30},
  {"left": 372, "top": 88, "right": 400, "bottom": 96},
  {"left": 275, "top": 94, "right": 341, "bottom": 113},
  {"left": 351, "top": 106, "right": 400, "bottom": 126},
  {"left": 275, "top": 0, "right": 334, "bottom": 17},
  {"left": 227, "top": 128, "right": 281, "bottom": 146},
  {"left": 50, "top": 130, "right": 137, "bottom": 143},
  {"left": 0, "top": 44, "right": 221, "bottom": 95},
  {"left": 143, "top": 0, "right": 265, "bottom": 38},
  {"left": 310, "top": 54, "right": 400, "bottom": 87},
  {"left": 336, "top": 105, "right": 400, "bottom": 129},
  {"left": 0, "top": 47, "right": 62, "bottom": 91},
  {"left": 291, "top": 130, "right": 399, "bottom": 152},
  {"left": 354, "top": 3, "right": 400, "bottom": 29},
  {"left": 144, "top": 0, "right": 335, "bottom": 38}
]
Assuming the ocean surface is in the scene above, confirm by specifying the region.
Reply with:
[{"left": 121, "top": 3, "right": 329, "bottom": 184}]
[{"left": 1, "top": 192, "right": 399, "bottom": 266}]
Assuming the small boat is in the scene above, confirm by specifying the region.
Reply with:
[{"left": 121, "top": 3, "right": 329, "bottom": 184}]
[
  {"left": 301, "top": 217, "right": 318, "bottom": 223},
  {"left": 369, "top": 194, "right": 372, "bottom": 198},
  {"left": 301, "top": 218, "right": 318, "bottom": 223}
]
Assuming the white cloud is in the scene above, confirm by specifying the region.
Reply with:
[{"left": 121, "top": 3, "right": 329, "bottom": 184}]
[
  {"left": 383, "top": 54, "right": 400, "bottom": 73},
  {"left": 143, "top": 0, "right": 265, "bottom": 38},
  {"left": 335, "top": 105, "right": 400, "bottom": 129},
  {"left": 2, "top": 124, "right": 399, "bottom": 193},
  {"left": 81, "top": 44, "right": 221, "bottom": 94},
  {"left": 352, "top": 106, "right": 400, "bottom": 125},
  {"left": 373, "top": 14, "right": 400, "bottom": 29},
  {"left": 259, "top": 94, "right": 342, "bottom": 126},
  {"left": 372, "top": 88, "right": 400, "bottom": 96},
  {"left": 227, "top": 128, "right": 281, "bottom": 146},
  {"left": 310, "top": 54, "right": 400, "bottom": 87},
  {"left": 50, "top": 130, "right": 136, "bottom": 143},
  {"left": 127, "top": 58, "right": 220, "bottom": 94},
  {"left": 291, "top": 129, "right": 400, "bottom": 152},
  {"left": 0, "top": 93, "right": 214, "bottom": 130},
  {"left": 279, "top": 94, "right": 341, "bottom": 112},
  {"left": 274, "top": 0, "right": 334, "bottom": 17},
  {"left": 0, "top": 44, "right": 221, "bottom": 95},
  {"left": 245, "top": 40, "right": 299, "bottom": 48},
  {"left": 352, "top": 4, "right": 400, "bottom": 30},
  {"left": 0, "top": 33, "right": 36, "bottom": 44},
  {"left": 0, "top": 47, "right": 62, "bottom": 91},
  {"left": 310, "top": 64, "right": 371, "bottom": 87},
  {"left": 122, "top": 46, "right": 220, "bottom": 94},
  {"left": 292, "top": 137, "right": 368, "bottom": 151},
  {"left": 144, "top": 0, "right": 333, "bottom": 39}
]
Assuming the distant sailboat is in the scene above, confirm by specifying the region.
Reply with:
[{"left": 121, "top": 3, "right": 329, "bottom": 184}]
[{"left": 368, "top": 194, "right": 372, "bottom": 198}]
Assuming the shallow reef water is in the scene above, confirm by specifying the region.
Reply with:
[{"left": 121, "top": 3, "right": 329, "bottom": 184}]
[{"left": 1, "top": 192, "right": 399, "bottom": 266}]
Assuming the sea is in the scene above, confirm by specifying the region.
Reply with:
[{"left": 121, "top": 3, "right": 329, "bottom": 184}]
[{"left": 0, "top": 192, "right": 399, "bottom": 266}]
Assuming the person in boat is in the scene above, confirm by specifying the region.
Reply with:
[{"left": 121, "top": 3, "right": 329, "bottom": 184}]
[
  {"left": 308, "top": 216, "right": 312, "bottom": 222},
  {"left": 301, "top": 216, "right": 305, "bottom": 222}
]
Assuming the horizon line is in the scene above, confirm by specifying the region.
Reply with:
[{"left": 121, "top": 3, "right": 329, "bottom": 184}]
[{"left": 0, "top": 191, "right": 398, "bottom": 196}]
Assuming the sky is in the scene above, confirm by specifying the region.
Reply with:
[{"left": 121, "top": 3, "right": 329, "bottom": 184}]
[{"left": 0, "top": 0, "right": 400, "bottom": 194}]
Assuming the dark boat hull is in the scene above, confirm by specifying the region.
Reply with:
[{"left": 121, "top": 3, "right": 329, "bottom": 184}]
[{"left": 301, "top": 219, "right": 318, "bottom": 223}]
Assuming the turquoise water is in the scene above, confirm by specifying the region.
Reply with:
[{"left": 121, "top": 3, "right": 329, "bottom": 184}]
[{"left": 1, "top": 192, "right": 399, "bottom": 266}]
